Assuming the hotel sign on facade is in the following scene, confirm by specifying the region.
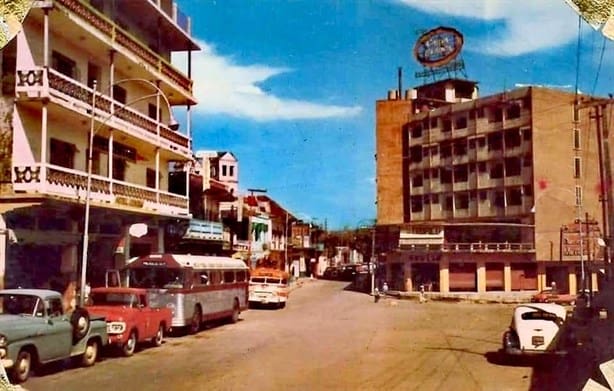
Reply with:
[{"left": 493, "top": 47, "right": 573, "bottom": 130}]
[{"left": 560, "top": 218, "right": 604, "bottom": 262}]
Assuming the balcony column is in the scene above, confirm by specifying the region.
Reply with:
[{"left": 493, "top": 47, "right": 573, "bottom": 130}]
[
  {"left": 108, "top": 130, "right": 114, "bottom": 193},
  {"left": 108, "top": 50, "right": 116, "bottom": 98},
  {"left": 568, "top": 264, "right": 578, "bottom": 295},
  {"left": 155, "top": 81, "right": 161, "bottom": 205},
  {"left": 0, "top": 215, "right": 7, "bottom": 290},
  {"left": 43, "top": 8, "right": 50, "bottom": 67},
  {"left": 155, "top": 147, "right": 160, "bottom": 205},
  {"left": 40, "top": 102, "right": 48, "bottom": 190}
]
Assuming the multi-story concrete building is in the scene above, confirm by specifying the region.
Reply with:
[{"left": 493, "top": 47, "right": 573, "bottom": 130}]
[
  {"left": 0, "top": 1, "right": 199, "bottom": 290},
  {"left": 376, "top": 78, "right": 612, "bottom": 294}
]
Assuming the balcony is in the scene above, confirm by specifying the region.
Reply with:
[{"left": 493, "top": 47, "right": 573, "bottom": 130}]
[
  {"left": 183, "top": 219, "right": 224, "bottom": 242},
  {"left": 16, "top": 67, "right": 190, "bottom": 157},
  {"left": 54, "top": 0, "right": 194, "bottom": 98},
  {"left": 12, "top": 163, "right": 189, "bottom": 217},
  {"left": 442, "top": 242, "right": 535, "bottom": 253}
]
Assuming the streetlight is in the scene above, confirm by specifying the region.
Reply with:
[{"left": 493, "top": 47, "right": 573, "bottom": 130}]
[{"left": 79, "top": 78, "right": 179, "bottom": 306}]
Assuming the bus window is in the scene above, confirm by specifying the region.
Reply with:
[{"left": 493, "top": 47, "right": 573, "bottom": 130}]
[
  {"left": 194, "top": 271, "right": 208, "bottom": 286},
  {"left": 224, "top": 271, "right": 235, "bottom": 283},
  {"left": 237, "top": 270, "right": 246, "bottom": 282},
  {"left": 209, "top": 271, "right": 221, "bottom": 285},
  {"left": 251, "top": 277, "right": 266, "bottom": 284}
]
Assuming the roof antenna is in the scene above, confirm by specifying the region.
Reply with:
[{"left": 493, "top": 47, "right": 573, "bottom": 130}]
[{"left": 398, "top": 67, "right": 403, "bottom": 99}]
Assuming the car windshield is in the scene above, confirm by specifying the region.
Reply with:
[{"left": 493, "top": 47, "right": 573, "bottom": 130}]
[
  {"left": 0, "top": 294, "right": 42, "bottom": 316},
  {"left": 90, "top": 292, "right": 138, "bottom": 307}
]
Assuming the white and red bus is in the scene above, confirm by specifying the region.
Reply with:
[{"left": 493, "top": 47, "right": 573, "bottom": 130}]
[{"left": 106, "top": 253, "right": 249, "bottom": 333}]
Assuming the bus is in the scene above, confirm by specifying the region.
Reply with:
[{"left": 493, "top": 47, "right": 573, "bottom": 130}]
[
  {"left": 106, "top": 253, "right": 249, "bottom": 333},
  {"left": 248, "top": 268, "right": 290, "bottom": 309}
]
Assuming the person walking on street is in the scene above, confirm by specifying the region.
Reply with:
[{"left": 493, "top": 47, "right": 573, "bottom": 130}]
[
  {"left": 382, "top": 282, "right": 389, "bottom": 297},
  {"left": 419, "top": 284, "right": 427, "bottom": 304}
]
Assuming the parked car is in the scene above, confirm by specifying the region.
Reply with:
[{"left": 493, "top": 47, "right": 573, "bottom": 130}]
[
  {"left": 0, "top": 289, "right": 108, "bottom": 383},
  {"left": 87, "top": 287, "right": 172, "bottom": 356},
  {"left": 501, "top": 303, "right": 574, "bottom": 358},
  {"left": 323, "top": 267, "right": 340, "bottom": 280},
  {"left": 531, "top": 287, "right": 577, "bottom": 305}
]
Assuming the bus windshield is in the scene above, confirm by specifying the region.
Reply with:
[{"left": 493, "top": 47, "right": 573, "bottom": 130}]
[{"left": 128, "top": 268, "right": 184, "bottom": 289}]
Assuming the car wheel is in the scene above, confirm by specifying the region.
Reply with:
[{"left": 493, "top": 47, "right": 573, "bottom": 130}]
[
  {"left": 10, "top": 349, "right": 33, "bottom": 383},
  {"left": 190, "top": 306, "right": 202, "bottom": 334},
  {"left": 71, "top": 307, "right": 91, "bottom": 343},
  {"left": 122, "top": 331, "right": 137, "bottom": 357},
  {"left": 280, "top": 302, "right": 286, "bottom": 309},
  {"left": 230, "top": 300, "right": 240, "bottom": 324},
  {"left": 81, "top": 339, "right": 98, "bottom": 367},
  {"left": 152, "top": 324, "right": 164, "bottom": 347}
]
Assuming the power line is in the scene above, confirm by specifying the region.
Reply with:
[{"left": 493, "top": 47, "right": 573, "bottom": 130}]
[{"left": 591, "top": 36, "right": 607, "bottom": 95}]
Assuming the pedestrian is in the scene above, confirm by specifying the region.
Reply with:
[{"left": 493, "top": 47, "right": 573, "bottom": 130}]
[
  {"left": 374, "top": 288, "right": 380, "bottom": 303},
  {"left": 382, "top": 281, "right": 389, "bottom": 296},
  {"left": 419, "top": 284, "right": 426, "bottom": 304},
  {"left": 550, "top": 281, "right": 557, "bottom": 292}
]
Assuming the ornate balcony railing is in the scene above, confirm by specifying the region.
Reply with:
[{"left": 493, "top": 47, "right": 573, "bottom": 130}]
[
  {"left": 16, "top": 67, "right": 190, "bottom": 155},
  {"left": 13, "top": 163, "right": 189, "bottom": 217},
  {"left": 55, "top": 0, "right": 193, "bottom": 95}
]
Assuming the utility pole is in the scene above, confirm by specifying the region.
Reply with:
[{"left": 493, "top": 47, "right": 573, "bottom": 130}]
[{"left": 578, "top": 98, "right": 614, "bottom": 281}]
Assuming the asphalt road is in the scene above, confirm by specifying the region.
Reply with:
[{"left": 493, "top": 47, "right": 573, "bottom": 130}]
[{"left": 23, "top": 280, "right": 586, "bottom": 391}]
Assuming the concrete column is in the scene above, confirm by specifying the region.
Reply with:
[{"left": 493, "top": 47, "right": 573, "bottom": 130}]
[
  {"left": 439, "top": 259, "right": 450, "bottom": 293},
  {"left": 60, "top": 220, "right": 79, "bottom": 285},
  {"left": 568, "top": 265, "right": 577, "bottom": 294},
  {"left": 157, "top": 224, "right": 164, "bottom": 253},
  {"left": 591, "top": 271, "right": 598, "bottom": 292},
  {"left": 504, "top": 262, "right": 512, "bottom": 292},
  {"left": 404, "top": 262, "right": 412, "bottom": 292},
  {"left": 476, "top": 261, "right": 486, "bottom": 293},
  {"left": 537, "top": 262, "right": 547, "bottom": 291}
]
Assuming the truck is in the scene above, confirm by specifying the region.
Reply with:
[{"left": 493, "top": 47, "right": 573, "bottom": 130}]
[
  {"left": 87, "top": 287, "right": 172, "bottom": 356},
  {"left": 0, "top": 288, "right": 108, "bottom": 383}
]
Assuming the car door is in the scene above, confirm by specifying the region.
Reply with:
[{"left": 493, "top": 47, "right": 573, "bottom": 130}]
[
  {"left": 38, "top": 297, "right": 72, "bottom": 361},
  {"left": 139, "top": 294, "right": 154, "bottom": 339}
]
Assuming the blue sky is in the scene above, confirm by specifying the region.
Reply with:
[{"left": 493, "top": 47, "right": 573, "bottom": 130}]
[{"left": 173, "top": 0, "right": 614, "bottom": 230}]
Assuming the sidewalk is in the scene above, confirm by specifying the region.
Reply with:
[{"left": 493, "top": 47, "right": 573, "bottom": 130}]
[{"left": 386, "top": 290, "right": 536, "bottom": 304}]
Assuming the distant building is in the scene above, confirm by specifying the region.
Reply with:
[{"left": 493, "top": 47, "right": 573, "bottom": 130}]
[{"left": 376, "top": 77, "right": 612, "bottom": 294}]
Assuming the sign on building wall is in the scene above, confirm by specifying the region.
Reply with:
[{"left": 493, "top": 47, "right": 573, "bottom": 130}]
[{"left": 560, "top": 218, "right": 604, "bottom": 261}]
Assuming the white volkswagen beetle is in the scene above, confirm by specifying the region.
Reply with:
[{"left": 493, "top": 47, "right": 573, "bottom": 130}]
[{"left": 502, "top": 303, "right": 573, "bottom": 357}]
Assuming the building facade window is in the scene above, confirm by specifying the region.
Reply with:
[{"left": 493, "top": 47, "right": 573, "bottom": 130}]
[
  {"left": 574, "top": 157, "right": 581, "bottom": 178},
  {"left": 146, "top": 168, "right": 156, "bottom": 188},
  {"left": 50, "top": 138, "right": 75, "bottom": 169},
  {"left": 52, "top": 51, "right": 77, "bottom": 79},
  {"left": 573, "top": 128, "right": 581, "bottom": 150},
  {"left": 575, "top": 185, "right": 583, "bottom": 206}
]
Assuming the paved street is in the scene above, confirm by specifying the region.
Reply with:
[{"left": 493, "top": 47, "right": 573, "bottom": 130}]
[{"left": 23, "top": 280, "right": 582, "bottom": 391}]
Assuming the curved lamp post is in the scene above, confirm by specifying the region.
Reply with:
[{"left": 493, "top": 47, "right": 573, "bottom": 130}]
[{"left": 79, "top": 78, "right": 179, "bottom": 306}]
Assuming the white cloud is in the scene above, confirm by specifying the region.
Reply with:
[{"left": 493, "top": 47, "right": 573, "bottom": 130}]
[
  {"left": 397, "top": 0, "right": 581, "bottom": 56},
  {"left": 173, "top": 40, "right": 362, "bottom": 121}
]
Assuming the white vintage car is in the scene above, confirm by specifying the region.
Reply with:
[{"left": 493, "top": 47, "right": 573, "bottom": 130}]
[{"left": 501, "top": 303, "right": 573, "bottom": 357}]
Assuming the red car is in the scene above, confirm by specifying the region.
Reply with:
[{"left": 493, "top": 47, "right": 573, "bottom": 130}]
[
  {"left": 87, "top": 287, "right": 172, "bottom": 356},
  {"left": 531, "top": 287, "right": 577, "bottom": 306}
]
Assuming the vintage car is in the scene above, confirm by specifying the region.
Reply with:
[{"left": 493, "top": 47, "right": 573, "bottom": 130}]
[
  {"left": 501, "top": 303, "right": 574, "bottom": 358},
  {"left": 249, "top": 268, "right": 290, "bottom": 309},
  {"left": 0, "top": 289, "right": 108, "bottom": 383},
  {"left": 531, "top": 287, "right": 577, "bottom": 306},
  {"left": 87, "top": 287, "right": 172, "bottom": 356}
]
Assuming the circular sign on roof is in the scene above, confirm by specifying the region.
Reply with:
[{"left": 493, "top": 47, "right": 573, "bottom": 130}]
[{"left": 414, "top": 26, "right": 464, "bottom": 68}]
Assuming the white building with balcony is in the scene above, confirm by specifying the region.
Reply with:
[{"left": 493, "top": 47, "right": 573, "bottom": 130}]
[{"left": 0, "top": 0, "right": 199, "bottom": 290}]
